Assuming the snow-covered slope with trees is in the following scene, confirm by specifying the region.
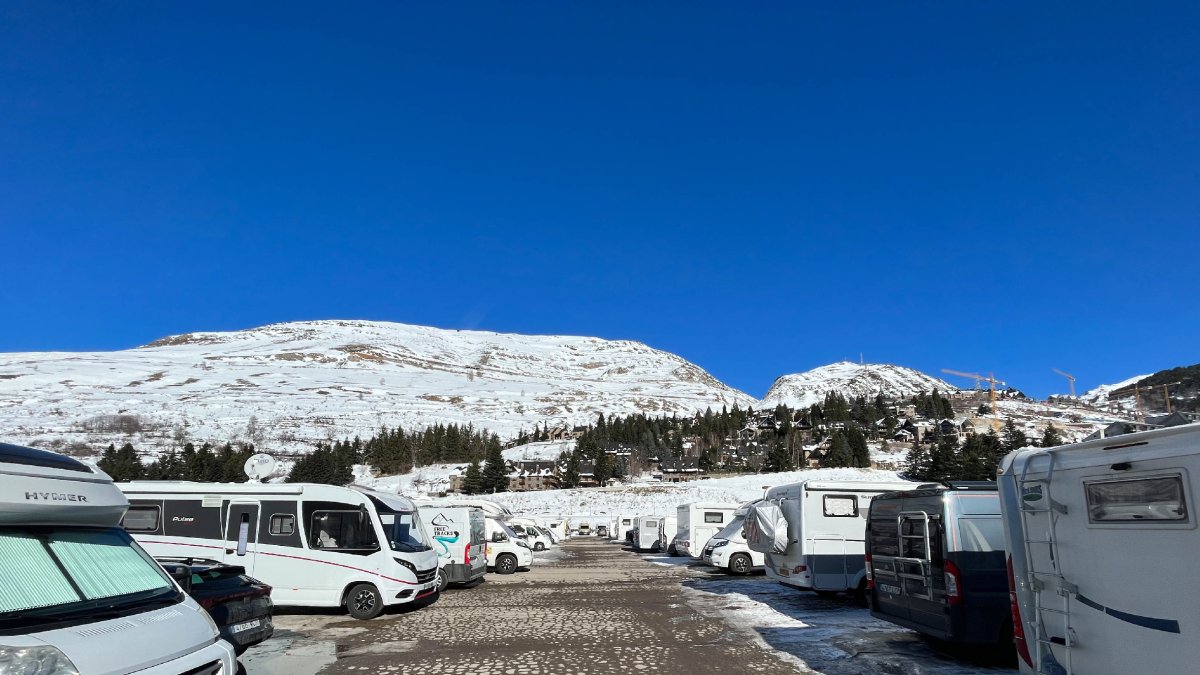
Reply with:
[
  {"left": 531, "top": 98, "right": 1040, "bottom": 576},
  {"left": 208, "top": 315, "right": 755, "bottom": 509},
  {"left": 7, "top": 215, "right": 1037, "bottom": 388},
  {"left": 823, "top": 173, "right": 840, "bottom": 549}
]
[
  {"left": 0, "top": 320, "right": 754, "bottom": 453},
  {"left": 760, "top": 362, "right": 956, "bottom": 410},
  {"left": 1081, "top": 373, "right": 1154, "bottom": 408}
]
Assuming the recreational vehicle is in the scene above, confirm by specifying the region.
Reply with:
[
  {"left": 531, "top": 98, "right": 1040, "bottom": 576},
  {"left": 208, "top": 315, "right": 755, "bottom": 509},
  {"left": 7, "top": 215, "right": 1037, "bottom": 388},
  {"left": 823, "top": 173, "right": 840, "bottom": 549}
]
[
  {"left": 1, "top": 443, "right": 238, "bottom": 674},
  {"left": 866, "top": 482, "right": 1010, "bottom": 649},
  {"left": 658, "top": 515, "right": 678, "bottom": 553},
  {"left": 746, "top": 478, "right": 919, "bottom": 597},
  {"left": 703, "top": 500, "right": 766, "bottom": 574},
  {"left": 418, "top": 505, "right": 487, "bottom": 591},
  {"left": 509, "top": 516, "right": 554, "bottom": 550},
  {"left": 630, "top": 515, "right": 663, "bottom": 551},
  {"left": 119, "top": 482, "right": 440, "bottom": 619},
  {"left": 617, "top": 514, "right": 635, "bottom": 542},
  {"left": 484, "top": 516, "right": 533, "bottom": 573},
  {"left": 998, "top": 424, "right": 1200, "bottom": 675},
  {"left": 675, "top": 502, "right": 738, "bottom": 558}
]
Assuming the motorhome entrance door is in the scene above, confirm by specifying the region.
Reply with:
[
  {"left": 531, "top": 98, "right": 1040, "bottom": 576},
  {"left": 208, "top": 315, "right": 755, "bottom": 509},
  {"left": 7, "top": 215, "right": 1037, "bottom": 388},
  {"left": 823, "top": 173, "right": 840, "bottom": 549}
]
[
  {"left": 811, "top": 536, "right": 848, "bottom": 590},
  {"left": 225, "top": 501, "right": 260, "bottom": 574}
]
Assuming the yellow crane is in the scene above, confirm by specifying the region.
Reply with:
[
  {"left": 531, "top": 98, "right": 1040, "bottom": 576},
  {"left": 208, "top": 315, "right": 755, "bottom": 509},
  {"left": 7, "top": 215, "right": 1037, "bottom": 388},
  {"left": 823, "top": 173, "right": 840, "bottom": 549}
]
[
  {"left": 1052, "top": 368, "right": 1077, "bottom": 398},
  {"left": 942, "top": 369, "right": 1007, "bottom": 415}
]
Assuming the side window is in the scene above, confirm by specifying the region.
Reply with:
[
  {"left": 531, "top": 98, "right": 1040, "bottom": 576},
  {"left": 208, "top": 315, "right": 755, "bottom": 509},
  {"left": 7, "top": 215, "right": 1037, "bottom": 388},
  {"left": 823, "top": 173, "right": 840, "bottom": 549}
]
[
  {"left": 122, "top": 505, "right": 161, "bottom": 532},
  {"left": 704, "top": 512, "right": 724, "bottom": 524},
  {"left": 823, "top": 495, "right": 859, "bottom": 518},
  {"left": 269, "top": 514, "right": 295, "bottom": 536},
  {"left": 1086, "top": 475, "right": 1188, "bottom": 523},
  {"left": 309, "top": 510, "right": 379, "bottom": 552}
]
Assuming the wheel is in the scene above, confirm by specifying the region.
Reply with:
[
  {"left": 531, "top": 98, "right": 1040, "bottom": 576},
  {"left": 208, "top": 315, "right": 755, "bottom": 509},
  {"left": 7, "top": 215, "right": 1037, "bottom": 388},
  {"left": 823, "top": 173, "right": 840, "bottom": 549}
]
[
  {"left": 436, "top": 568, "right": 449, "bottom": 593},
  {"left": 667, "top": 544, "right": 678, "bottom": 557},
  {"left": 346, "top": 583, "right": 384, "bottom": 620},
  {"left": 534, "top": 542, "right": 546, "bottom": 551},
  {"left": 729, "top": 553, "right": 752, "bottom": 575},
  {"left": 495, "top": 553, "right": 518, "bottom": 574},
  {"left": 852, "top": 579, "right": 868, "bottom": 607}
]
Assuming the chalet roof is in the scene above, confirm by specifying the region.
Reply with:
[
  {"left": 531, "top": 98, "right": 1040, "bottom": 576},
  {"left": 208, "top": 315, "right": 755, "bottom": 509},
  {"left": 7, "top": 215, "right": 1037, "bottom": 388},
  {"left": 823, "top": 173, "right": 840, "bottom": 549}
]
[{"left": 659, "top": 457, "right": 700, "bottom": 472}]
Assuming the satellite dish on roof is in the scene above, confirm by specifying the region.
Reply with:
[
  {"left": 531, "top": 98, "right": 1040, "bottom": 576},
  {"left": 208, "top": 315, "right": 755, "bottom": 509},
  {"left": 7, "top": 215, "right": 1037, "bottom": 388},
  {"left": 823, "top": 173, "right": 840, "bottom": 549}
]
[{"left": 244, "top": 453, "right": 277, "bottom": 483}]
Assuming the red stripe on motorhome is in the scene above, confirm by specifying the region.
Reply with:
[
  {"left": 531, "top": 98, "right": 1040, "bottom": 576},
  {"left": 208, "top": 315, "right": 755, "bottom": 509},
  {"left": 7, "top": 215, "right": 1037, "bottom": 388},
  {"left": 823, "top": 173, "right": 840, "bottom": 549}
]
[{"left": 145, "top": 540, "right": 421, "bottom": 585}]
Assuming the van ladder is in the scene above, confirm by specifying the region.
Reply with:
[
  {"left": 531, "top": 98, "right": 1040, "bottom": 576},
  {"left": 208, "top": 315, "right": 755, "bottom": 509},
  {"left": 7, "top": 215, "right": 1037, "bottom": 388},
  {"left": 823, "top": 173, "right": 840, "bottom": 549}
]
[{"left": 1018, "top": 450, "right": 1076, "bottom": 675}]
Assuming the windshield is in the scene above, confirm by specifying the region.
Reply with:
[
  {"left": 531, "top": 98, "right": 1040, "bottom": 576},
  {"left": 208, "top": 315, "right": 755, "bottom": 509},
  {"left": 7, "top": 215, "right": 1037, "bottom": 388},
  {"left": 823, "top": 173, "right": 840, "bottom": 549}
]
[
  {"left": 0, "top": 527, "right": 177, "bottom": 630},
  {"left": 715, "top": 516, "right": 745, "bottom": 542},
  {"left": 378, "top": 510, "right": 433, "bottom": 553}
]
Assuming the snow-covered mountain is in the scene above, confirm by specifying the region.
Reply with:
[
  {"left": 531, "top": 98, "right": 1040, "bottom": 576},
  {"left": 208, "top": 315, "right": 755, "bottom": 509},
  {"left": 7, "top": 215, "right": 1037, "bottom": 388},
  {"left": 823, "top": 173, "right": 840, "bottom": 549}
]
[
  {"left": 760, "top": 361, "right": 956, "bottom": 410},
  {"left": 0, "top": 320, "right": 754, "bottom": 453},
  {"left": 1081, "top": 373, "right": 1153, "bottom": 407}
]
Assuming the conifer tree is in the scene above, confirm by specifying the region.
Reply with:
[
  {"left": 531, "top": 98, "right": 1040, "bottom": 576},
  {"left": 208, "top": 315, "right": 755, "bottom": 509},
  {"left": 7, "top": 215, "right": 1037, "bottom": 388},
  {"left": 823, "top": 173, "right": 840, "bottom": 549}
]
[
  {"left": 462, "top": 460, "right": 483, "bottom": 494},
  {"left": 1002, "top": 418, "right": 1029, "bottom": 453},
  {"left": 824, "top": 431, "right": 853, "bottom": 467},
  {"left": 847, "top": 426, "right": 871, "bottom": 468},
  {"left": 928, "top": 435, "right": 961, "bottom": 482},
  {"left": 481, "top": 442, "right": 508, "bottom": 493},
  {"left": 1040, "top": 424, "right": 1064, "bottom": 448},
  {"left": 903, "top": 440, "right": 932, "bottom": 480}
]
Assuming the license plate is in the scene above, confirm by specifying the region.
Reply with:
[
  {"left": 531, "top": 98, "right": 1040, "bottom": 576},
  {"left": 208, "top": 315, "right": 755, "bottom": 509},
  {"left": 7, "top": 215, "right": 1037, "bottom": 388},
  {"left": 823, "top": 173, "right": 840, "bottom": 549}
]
[
  {"left": 777, "top": 566, "right": 790, "bottom": 577},
  {"left": 878, "top": 583, "right": 902, "bottom": 596},
  {"left": 231, "top": 618, "right": 262, "bottom": 634}
]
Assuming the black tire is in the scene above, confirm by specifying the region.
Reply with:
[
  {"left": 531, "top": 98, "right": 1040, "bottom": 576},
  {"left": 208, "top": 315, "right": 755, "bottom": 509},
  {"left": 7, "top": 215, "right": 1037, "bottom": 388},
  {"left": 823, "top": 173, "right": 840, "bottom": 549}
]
[
  {"left": 496, "top": 553, "right": 518, "bottom": 574},
  {"left": 534, "top": 542, "right": 546, "bottom": 552},
  {"left": 729, "top": 553, "right": 752, "bottom": 575},
  {"left": 346, "top": 583, "right": 384, "bottom": 620},
  {"left": 667, "top": 544, "right": 678, "bottom": 557},
  {"left": 436, "top": 568, "right": 449, "bottom": 593},
  {"left": 852, "top": 579, "right": 868, "bottom": 607}
]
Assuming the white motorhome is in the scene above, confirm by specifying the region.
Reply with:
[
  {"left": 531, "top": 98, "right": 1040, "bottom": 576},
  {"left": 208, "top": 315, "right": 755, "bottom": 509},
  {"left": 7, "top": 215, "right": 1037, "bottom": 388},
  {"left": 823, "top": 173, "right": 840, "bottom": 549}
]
[
  {"left": 508, "top": 516, "right": 554, "bottom": 551},
  {"left": 998, "top": 424, "right": 1200, "bottom": 675},
  {"left": 431, "top": 497, "right": 514, "bottom": 519},
  {"left": 484, "top": 516, "right": 533, "bottom": 573},
  {"left": 617, "top": 514, "right": 635, "bottom": 542},
  {"left": 1, "top": 443, "right": 237, "bottom": 674},
  {"left": 119, "top": 482, "right": 440, "bottom": 619},
  {"left": 675, "top": 502, "right": 738, "bottom": 558},
  {"left": 703, "top": 500, "right": 766, "bottom": 574},
  {"left": 630, "top": 515, "right": 663, "bottom": 551},
  {"left": 746, "top": 478, "right": 919, "bottom": 597},
  {"left": 658, "top": 515, "right": 678, "bottom": 553},
  {"left": 418, "top": 505, "right": 487, "bottom": 591}
]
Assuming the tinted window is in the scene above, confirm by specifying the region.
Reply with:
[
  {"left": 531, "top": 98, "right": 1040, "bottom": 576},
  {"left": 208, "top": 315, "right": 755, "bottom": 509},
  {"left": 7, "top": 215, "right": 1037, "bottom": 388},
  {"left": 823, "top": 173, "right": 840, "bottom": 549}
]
[
  {"left": 704, "top": 512, "right": 724, "bottom": 524},
  {"left": 823, "top": 495, "right": 858, "bottom": 518},
  {"left": 122, "top": 506, "right": 160, "bottom": 532},
  {"left": 957, "top": 518, "right": 1004, "bottom": 552},
  {"left": 1086, "top": 476, "right": 1188, "bottom": 523},
  {"left": 644, "top": 520, "right": 658, "bottom": 529},
  {"left": 309, "top": 510, "right": 378, "bottom": 551},
  {"left": 269, "top": 514, "right": 295, "bottom": 536}
]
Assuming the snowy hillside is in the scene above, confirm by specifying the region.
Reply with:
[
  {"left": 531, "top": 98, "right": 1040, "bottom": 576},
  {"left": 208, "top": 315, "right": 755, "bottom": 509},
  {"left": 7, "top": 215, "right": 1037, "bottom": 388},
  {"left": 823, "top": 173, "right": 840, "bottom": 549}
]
[
  {"left": 0, "top": 320, "right": 754, "bottom": 453},
  {"left": 761, "top": 362, "right": 956, "bottom": 409},
  {"left": 1081, "top": 373, "right": 1153, "bottom": 408}
]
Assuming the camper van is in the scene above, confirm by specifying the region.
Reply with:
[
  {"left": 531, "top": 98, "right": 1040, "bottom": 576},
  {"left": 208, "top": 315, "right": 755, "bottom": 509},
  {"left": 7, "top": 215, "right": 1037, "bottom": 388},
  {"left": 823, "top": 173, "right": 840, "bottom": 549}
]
[
  {"left": 703, "top": 500, "right": 766, "bottom": 575},
  {"left": 509, "top": 516, "right": 553, "bottom": 551},
  {"left": 418, "top": 505, "right": 487, "bottom": 591},
  {"left": 617, "top": 514, "right": 635, "bottom": 542},
  {"left": 1, "top": 443, "right": 237, "bottom": 674},
  {"left": 484, "top": 515, "right": 533, "bottom": 573},
  {"left": 747, "top": 478, "right": 919, "bottom": 597},
  {"left": 866, "top": 482, "right": 1010, "bottom": 648},
  {"left": 998, "top": 424, "right": 1200, "bottom": 675},
  {"left": 630, "top": 515, "right": 663, "bottom": 551},
  {"left": 658, "top": 515, "right": 678, "bottom": 553},
  {"left": 119, "top": 482, "right": 440, "bottom": 619},
  {"left": 675, "top": 502, "right": 738, "bottom": 558}
]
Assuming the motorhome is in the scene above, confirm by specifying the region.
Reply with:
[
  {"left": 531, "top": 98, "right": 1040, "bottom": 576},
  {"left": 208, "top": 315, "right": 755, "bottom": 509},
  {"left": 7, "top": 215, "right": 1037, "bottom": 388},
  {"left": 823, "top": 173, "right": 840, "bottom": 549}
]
[
  {"left": 418, "top": 505, "right": 487, "bottom": 591},
  {"left": 675, "top": 502, "right": 738, "bottom": 558},
  {"left": 998, "top": 424, "right": 1200, "bottom": 675},
  {"left": 432, "top": 497, "right": 514, "bottom": 519},
  {"left": 617, "top": 514, "right": 635, "bottom": 542},
  {"left": 119, "top": 481, "right": 440, "bottom": 619},
  {"left": 1, "top": 443, "right": 237, "bottom": 674},
  {"left": 630, "top": 515, "right": 663, "bottom": 551},
  {"left": 703, "top": 500, "right": 766, "bottom": 575},
  {"left": 509, "top": 516, "right": 553, "bottom": 551},
  {"left": 866, "top": 482, "right": 1010, "bottom": 649},
  {"left": 746, "top": 478, "right": 920, "bottom": 597},
  {"left": 658, "top": 515, "right": 678, "bottom": 553},
  {"left": 484, "top": 516, "right": 533, "bottom": 573}
]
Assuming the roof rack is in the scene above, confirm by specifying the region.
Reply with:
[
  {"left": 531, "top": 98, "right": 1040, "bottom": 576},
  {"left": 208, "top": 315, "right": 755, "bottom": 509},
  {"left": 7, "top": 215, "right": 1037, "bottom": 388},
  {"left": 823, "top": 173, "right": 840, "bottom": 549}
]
[{"left": 915, "top": 480, "right": 998, "bottom": 491}]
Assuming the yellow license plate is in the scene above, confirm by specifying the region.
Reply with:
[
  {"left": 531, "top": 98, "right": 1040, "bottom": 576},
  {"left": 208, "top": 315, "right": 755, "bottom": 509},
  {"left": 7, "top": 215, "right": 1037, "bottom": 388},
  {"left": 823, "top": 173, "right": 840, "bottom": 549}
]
[{"left": 778, "top": 566, "right": 790, "bottom": 577}]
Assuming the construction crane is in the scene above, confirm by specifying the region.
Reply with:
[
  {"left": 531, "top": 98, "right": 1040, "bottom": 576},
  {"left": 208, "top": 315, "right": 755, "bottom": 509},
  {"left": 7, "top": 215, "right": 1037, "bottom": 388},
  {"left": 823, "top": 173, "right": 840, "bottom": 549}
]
[
  {"left": 1052, "top": 368, "right": 1077, "bottom": 398},
  {"left": 942, "top": 369, "right": 1007, "bottom": 415},
  {"left": 1161, "top": 381, "right": 1183, "bottom": 414}
]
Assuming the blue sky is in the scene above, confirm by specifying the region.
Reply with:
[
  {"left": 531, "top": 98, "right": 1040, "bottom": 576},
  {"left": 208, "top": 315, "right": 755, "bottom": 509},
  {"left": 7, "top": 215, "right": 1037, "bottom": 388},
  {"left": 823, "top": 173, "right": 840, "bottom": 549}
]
[{"left": 1, "top": 2, "right": 1197, "bottom": 399}]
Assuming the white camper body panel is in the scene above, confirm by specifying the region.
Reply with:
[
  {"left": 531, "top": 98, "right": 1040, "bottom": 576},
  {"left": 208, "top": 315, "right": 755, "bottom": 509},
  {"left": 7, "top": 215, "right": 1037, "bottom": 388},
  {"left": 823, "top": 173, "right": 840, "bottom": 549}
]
[
  {"left": 998, "top": 424, "right": 1200, "bottom": 675},
  {"left": 419, "top": 506, "right": 487, "bottom": 585},
  {"left": 703, "top": 500, "right": 767, "bottom": 572},
  {"left": 618, "top": 514, "right": 636, "bottom": 542},
  {"left": 676, "top": 502, "right": 739, "bottom": 558},
  {"left": 484, "top": 516, "right": 534, "bottom": 571},
  {"left": 631, "top": 515, "right": 663, "bottom": 551},
  {"left": 659, "top": 515, "right": 677, "bottom": 550},
  {"left": 119, "top": 482, "right": 440, "bottom": 610},
  {"left": 754, "top": 479, "right": 920, "bottom": 592},
  {"left": 0, "top": 444, "right": 237, "bottom": 675}
]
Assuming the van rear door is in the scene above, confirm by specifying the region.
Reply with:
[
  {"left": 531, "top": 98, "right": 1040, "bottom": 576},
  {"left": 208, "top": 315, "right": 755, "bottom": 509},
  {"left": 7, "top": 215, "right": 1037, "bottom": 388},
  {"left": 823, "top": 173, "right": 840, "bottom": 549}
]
[{"left": 901, "top": 509, "right": 949, "bottom": 636}]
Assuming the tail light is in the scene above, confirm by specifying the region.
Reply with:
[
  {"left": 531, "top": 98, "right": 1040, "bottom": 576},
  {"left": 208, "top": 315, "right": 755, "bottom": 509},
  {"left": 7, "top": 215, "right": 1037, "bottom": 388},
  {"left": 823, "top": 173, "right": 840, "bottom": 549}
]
[
  {"left": 945, "top": 559, "right": 963, "bottom": 605},
  {"left": 864, "top": 553, "right": 874, "bottom": 590},
  {"left": 1008, "top": 556, "right": 1033, "bottom": 667},
  {"left": 464, "top": 543, "right": 471, "bottom": 564}
]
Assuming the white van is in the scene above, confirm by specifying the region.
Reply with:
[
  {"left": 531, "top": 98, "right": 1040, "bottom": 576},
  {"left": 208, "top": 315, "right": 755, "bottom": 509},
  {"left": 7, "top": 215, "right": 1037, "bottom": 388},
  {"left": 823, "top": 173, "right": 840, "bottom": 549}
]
[
  {"left": 419, "top": 505, "right": 487, "bottom": 591},
  {"left": 998, "top": 424, "right": 1200, "bottom": 675},
  {"left": 746, "top": 478, "right": 920, "bottom": 598},
  {"left": 119, "top": 482, "right": 440, "bottom": 619},
  {"left": 484, "top": 516, "right": 533, "bottom": 573},
  {"left": 617, "top": 514, "right": 635, "bottom": 542},
  {"left": 508, "top": 517, "right": 554, "bottom": 551},
  {"left": 630, "top": 515, "right": 663, "bottom": 551},
  {"left": 703, "top": 500, "right": 766, "bottom": 574},
  {"left": 1, "top": 442, "right": 237, "bottom": 674},
  {"left": 675, "top": 502, "right": 738, "bottom": 558}
]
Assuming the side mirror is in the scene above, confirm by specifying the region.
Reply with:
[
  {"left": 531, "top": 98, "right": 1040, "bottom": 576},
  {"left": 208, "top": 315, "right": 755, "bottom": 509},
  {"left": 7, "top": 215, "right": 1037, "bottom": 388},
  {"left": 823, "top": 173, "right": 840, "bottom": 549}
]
[{"left": 163, "top": 564, "right": 193, "bottom": 594}]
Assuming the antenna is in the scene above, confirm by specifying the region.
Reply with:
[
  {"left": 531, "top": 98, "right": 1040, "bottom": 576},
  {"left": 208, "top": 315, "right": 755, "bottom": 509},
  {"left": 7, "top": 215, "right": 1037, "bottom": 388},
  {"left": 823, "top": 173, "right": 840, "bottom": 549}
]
[{"left": 244, "top": 453, "right": 278, "bottom": 483}]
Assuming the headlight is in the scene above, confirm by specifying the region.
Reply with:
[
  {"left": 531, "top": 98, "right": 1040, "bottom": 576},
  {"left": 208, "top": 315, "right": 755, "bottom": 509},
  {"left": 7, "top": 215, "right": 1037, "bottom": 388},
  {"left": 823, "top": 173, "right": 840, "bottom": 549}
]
[
  {"left": 713, "top": 540, "right": 729, "bottom": 548},
  {"left": 516, "top": 540, "right": 531, "bottom": 549},
  {"left": 0, "top": 645, "right": 81, "bottom": 675}
]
